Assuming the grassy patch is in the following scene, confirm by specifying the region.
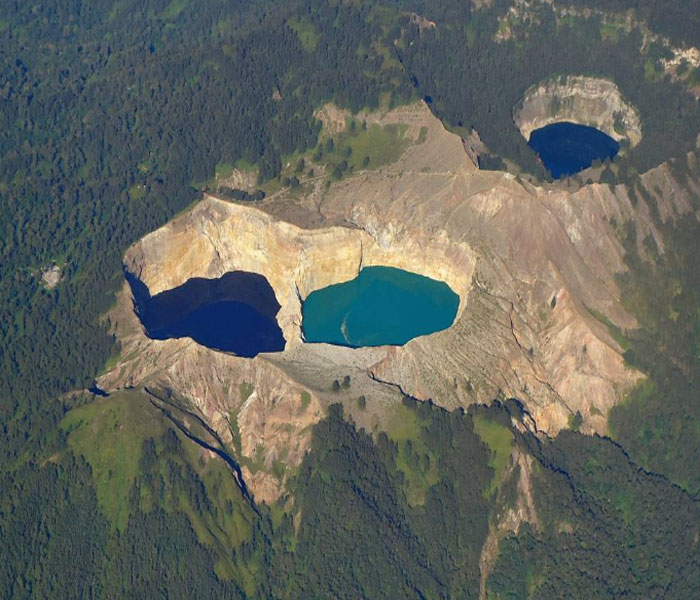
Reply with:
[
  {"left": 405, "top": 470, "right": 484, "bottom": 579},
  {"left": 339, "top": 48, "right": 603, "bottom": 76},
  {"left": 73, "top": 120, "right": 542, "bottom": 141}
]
[
  {"left": 61, "top": 390, "right": 257, "bottom": 586},
  {"left": 346, "top": 123, "right": 408, "bottom": 169},
  {"left": 587, "top": 306, "right": 631, "bottom": 352},
  {"left": 194, "top": 158, "right": 257, "bottom": 190},
  {"left": 371, "top": 41, "right": 401, "bottom": 71},
  {"left": 644, "top": 58, "right": 664, "bottom": 82},
  {"left": 60, "top": 391, "right": 165, "bottom": 531},
  {"left": 472, "top": 414, "right": 513, "bottom": 498},
  {"left": 525, "top": 569, "right": 545, "bottom": 598},
  {"left": 386, "top": 403, "right": 438, "bottom": 506},
  {"left": 568, "top": 411, "right": 583, "bottom": 431},
  {"left": 234, "top": 157, "right": 257, "bottom": 172},
  {"left": 228, "top": 409, "right": 242, "bottom": 454},
  {"left": 97, "top": 350, "right": 121, "bottom": 377},
  {"left": 608, "top": 377, "right": 657, "bottom": 439},
  {"left": 287, "top": 17, "right": 319, "bottom": 52},
  {"left": 600, "top": 22, "right": 621, "bottom": 43},
  {"left": 240, "top": 381, "right": 254, "bottom": 402},
  {"left": 300, "top": 391, "right": 311, "bottom": 412},
  {"left": 590, "top": 404, "right": 603, "bottom": 417},
  {"left": 129, "top": 183, "right": 146, "bottom": 200},
  {"left": 191, "top": 176, "right": 214, "bottom": 191},
  {"left": 215, "top": 162, "right": 234, "bottom": 179},
  {"left": 386, "top": 402, "right": 423, "bottom": 441},
  {"left": 314, "top": 122, "right": 410, "bottom": 180},
  {"left": 173, "top": 448, "right": 255, "bottom": 585},
  {"left": 558, "top": 14, "right": 579, "bottom": 29},
  {"left": 394, "top": 439, "right": 439, "bottom": 507},
  {"left": 615, "top": 489, "right": 634, "bottom": 525},
  {"left": 258, "top": 175, "right": 283, "bottom": 196},
  {"left": 162, "top": 0, "right": 189, "bottom": 20},
  {"left": 241, "top": 444, "right": 267, "bottom": 474}
]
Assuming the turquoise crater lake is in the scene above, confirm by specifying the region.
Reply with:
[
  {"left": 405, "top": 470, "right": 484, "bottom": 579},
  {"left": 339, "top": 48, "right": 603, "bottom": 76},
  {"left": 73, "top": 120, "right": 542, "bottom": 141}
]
[{"left": 301, "top": 266, "right": 460, "bottom": 347}]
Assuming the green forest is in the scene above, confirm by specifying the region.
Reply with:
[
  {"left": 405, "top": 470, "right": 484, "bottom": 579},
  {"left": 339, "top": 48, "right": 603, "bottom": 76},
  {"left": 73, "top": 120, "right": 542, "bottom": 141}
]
[
  {"left": 2, "top": 0, "right": 700, "bottom": 597},
  {"left": 5, "top": 393, "right": 699, "bottom": 598}
]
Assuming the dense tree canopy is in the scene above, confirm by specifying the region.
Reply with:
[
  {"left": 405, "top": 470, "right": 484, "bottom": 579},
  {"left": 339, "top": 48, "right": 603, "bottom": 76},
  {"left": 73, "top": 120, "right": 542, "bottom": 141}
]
[{"left": 2, "top": 0, "right": 700, "bottom": 598}]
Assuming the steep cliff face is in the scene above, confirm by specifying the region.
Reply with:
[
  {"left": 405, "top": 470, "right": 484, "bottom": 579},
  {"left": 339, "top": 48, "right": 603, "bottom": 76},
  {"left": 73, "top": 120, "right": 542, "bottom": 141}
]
[
  {"left": 514, "top": 75, "right": 642, "bottom": 147},
  {"left": 122, "top": 198, "right": 476, "bottom": 349},
  {"left": 100, "top": 101, "right": 693, "bottom": 502}
]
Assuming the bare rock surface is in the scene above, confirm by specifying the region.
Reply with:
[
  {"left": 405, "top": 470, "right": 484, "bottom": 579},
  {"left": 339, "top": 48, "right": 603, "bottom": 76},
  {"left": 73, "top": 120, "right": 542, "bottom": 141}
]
[
  {"left": 40, "top": 263, "right": 62, "bottom": 289},
  {"left": 100, "top": 101, "right": 695, "bottom": 502},
  {"left": 515, "top": 75, "right": 642, "bottom": 147}
]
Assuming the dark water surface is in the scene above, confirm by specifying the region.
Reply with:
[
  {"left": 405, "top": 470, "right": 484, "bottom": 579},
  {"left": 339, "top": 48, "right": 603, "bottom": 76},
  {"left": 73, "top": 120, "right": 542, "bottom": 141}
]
[
  {"left": 528, "top": 121, "right": 620, "bottom": 179},
  {"left": 126, "top": 270, "right": 285, "bottom": 357},
  {"left": 301, "top": 266, "right": 459, "bottom": 347}
]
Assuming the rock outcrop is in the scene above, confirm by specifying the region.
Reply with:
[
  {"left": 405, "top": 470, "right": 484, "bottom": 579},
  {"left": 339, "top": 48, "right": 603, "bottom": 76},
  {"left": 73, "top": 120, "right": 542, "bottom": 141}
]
[
  {"left": 100, "top": 101, "right": 695, "bottom": 502},
  {"left": 514, "top": 75, "right": 642, "bottom": 147},
  {"left": 40, "top": 263, "right": 62, "bottom": 289},
  {"left": 122, "top": 199, "right": 475, "bottom": 348}
]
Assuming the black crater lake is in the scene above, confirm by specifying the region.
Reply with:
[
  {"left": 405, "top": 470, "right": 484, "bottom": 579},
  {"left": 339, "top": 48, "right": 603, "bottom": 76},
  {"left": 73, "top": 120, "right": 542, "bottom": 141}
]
[
  {"left": 301, "top": 266, "right": 459, "bottom": 348},
  {"left": 528, "top": 122, "right": 620, "bottom": 179},
  {"left": 125, "top": 270, "right": 285, "bottom": 357}
]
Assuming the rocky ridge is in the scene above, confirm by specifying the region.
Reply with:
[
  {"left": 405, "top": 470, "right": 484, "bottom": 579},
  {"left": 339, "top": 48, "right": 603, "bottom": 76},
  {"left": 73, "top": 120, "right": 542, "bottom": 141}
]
[{"left": 100, "top": 101, "right": 696, "bottom": 502}]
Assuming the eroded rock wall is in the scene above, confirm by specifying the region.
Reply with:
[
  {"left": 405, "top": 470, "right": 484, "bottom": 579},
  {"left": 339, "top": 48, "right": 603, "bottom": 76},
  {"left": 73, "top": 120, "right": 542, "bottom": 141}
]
[
  {"left": 123, "top": 198, "right": 476, "bottom": 348},
  {"left": 100, "top": 101, "right": 696, "bottom": 502},
  {"left": 514, "top": 75, "right": 642, "bottom": 147}
]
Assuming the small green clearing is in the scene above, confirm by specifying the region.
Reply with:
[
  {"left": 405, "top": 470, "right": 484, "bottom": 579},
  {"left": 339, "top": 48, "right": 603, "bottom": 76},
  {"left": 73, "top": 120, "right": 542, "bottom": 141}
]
[
  {"left": 386, "top": 402, "right": 439, "bottom": 506},
  {"left": 587, "top": 306, "right": 631, "bottom": 352},
  {"left": 128, "top": 184, "right": 146, "bottom": 200},
  {"left": 215, "top": 162, "right": 234, "bottom": 179},
  {"left": 97, "top": 350, "right": 121, "bottom": 377},
  {"left": 229, "top": 408, "right": 242, "bottom": 454},
  {"left": 615, "top": 490, "right": 634, "bottom": 525},
  {"left": 312, "top": 121, "right": 410, "bottom": 180},
  {"left": 162, "top": 0, "right": 189, "bottom": 20},
  {"left": 234, "top": 157, "right": 257, "bottom": 172},
  {"left": 344, "top": 123, "right": 409, "bottom": 170},
  {"left": 600, "top": 22, "right": 621, "bottom": 43},
  {"left": 61, "top": 389, "right": 257, "bottom": 588},
  {"left": 472, "top": 414, "right": 513, "bottom": 498},
  {"left": 386, "top": 402, "right": 424, "bottom": 441},
  {"left": 287, "top": 17, "right": 319, "bottom": 52},
  {"left": 300, "top": 391, "right": 311, "bottom": 412},
  {"left": 644, "top": 57, "right": 664, "bottom": 82},
  {"left": 240, "top": 381, "right": 254, "bottom": 402},
  {"left": 61, "top": 390, "right": 166, "bottom": 531}
]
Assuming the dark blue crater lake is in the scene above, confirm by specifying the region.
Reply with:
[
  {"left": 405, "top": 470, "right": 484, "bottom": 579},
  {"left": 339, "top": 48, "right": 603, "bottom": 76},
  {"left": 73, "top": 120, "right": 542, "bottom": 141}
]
[
  {"left": 125, "top": 270, "right": 285, "bottom": 357},
  {"left": 528, "top": 122, "right": 620, "bottom": 179},
  {"left": 301, "top": 266, "right": 459, "bottom": 348}
]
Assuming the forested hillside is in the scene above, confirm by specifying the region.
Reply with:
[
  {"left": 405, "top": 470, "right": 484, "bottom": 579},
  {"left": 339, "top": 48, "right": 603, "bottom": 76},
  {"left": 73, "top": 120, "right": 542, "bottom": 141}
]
[
  {"left": 3, "top": 0, "right": 700, "bottom": 598},
  {"left": 5, "top": 391, "right": 698, "bottom": 598},
  {"left": 1, "top": 0, "right": 414, "bottom": 466},
  {"left": 400, "top": 1, "right": 700, "bottom": 179}
]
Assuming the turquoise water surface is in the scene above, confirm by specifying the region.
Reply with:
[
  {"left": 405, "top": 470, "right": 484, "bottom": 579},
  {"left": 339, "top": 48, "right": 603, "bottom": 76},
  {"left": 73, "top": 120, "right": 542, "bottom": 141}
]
[{"left": 301, "top": 266, "right": 459, "bottom": 347}]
